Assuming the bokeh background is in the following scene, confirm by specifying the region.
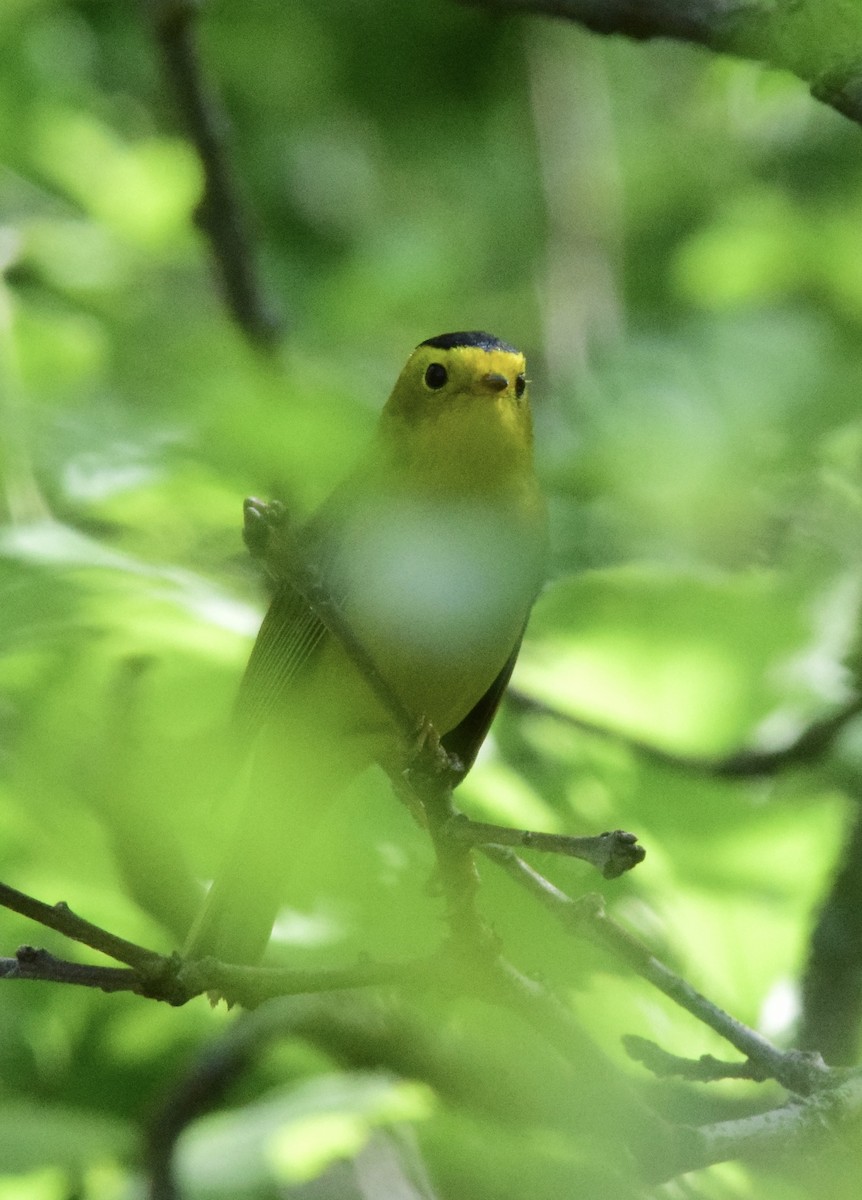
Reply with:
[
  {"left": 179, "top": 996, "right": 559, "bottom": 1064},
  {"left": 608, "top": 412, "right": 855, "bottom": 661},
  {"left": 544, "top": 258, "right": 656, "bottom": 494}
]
[{"left": 2, "top": 0, "right": 862, "bottom": 1197}]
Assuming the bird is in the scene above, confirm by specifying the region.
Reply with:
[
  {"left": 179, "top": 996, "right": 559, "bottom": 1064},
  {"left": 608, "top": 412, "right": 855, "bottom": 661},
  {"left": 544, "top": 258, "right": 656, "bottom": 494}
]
[{"left": 184, "top": 331, "right": 547, "bottom": 965}]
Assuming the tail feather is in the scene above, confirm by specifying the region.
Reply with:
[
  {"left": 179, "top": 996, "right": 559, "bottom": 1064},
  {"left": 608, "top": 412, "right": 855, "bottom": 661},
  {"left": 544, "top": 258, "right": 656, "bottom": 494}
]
[
  {"left": 183, "top": 717, "right": 363, "bottom": 965},
  {"left": 183, "top": 769, "right": 292, "bottom": 964}
]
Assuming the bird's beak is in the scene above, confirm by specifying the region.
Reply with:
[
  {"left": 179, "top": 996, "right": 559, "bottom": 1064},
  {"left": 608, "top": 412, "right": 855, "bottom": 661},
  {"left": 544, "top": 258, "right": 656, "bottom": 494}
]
[{"left": 479, "top": 372, "right": 509, "bottom": 393}]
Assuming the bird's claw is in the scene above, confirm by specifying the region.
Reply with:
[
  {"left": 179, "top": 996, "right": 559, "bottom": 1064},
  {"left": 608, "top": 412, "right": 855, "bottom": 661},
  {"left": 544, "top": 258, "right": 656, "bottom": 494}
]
[
  {"left": 409, "top": 717, "right": 464, "bottom": 784},
  {"left": 242, "top": 496, "right": 287, "bottom": 558}
]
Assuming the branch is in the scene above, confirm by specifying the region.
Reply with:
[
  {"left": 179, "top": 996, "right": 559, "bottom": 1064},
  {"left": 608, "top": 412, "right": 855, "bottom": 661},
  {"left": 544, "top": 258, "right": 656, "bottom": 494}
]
[
  {"left": 0, "top": 942, "right": 437, "bottom": 1010},
  {"left": 446, "top": 815, "right": 644, "bottom": 879},
  {"left": 0, "top": 879, "right": 166, "bottom": 972},
  {"left": 20, "top": 878, "right": 851, "bottom": 1187},
  {"left": 623, "top": 1034, "right": 771, "bottom": 1083},
  {"left": 467, "top": 0, "right": 862, "bottom": 129},
  {"left": 481, "top": 846, "right": 831, "bottom": 1096},
  {"left": 477, "top": 850, "right": 862, "bottom": 1180},
  {"left": 508, "top": 689, "right": 862, "bottom": 778},
  {"left": 656, "top": 1068, "right": 862, "bottom": 1181},
  {"left": 142, "top": 0, "right": 281, "bottom": 348},
  {"left": 0, "top": 947, "right": 141, "bottom": 995},
  {"left": 398, "top": 769, "right": 489, "bottom": 951},
  {"left": 183, "top": 954, "right": 436, "bottom": 1010},
  {"left": 12, "top": 839, "right": 857, "bottom": 1184},
  {"left": 0, "top": 877, "right": 438, "bottom": 1007}
]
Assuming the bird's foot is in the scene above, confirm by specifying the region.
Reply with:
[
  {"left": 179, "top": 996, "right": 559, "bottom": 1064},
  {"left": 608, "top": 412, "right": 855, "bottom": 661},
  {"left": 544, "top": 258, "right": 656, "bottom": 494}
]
[
  {"left": 242, "top": 496, "right": 287, "bottom": 558},
  {"left": 409, "top": 717, "right": 464, "bottom": 787}
]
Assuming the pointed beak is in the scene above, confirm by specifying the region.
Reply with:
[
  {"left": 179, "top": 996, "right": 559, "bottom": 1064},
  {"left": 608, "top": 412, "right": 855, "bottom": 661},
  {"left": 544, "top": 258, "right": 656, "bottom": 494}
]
[{"left": 479, "top": 372, "right": 509, "bottom": 393}]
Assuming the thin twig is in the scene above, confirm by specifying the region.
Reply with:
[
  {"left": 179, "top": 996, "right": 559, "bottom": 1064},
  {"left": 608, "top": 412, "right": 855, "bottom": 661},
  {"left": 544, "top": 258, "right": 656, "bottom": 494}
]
[
  {"left": 0, "top": 948, "right": 141, "bottom": 995},
  {"left": 447, "top": 816, "right": 644, "bottom": 879},
  {"left": 0, "top": 880, "right": 165, "bottom": 972},
  {"left": 405, "top": 771, "right": 489, "bottom": 950},
  {"left": 623, "top": 1034, "right": 771, "bottom": 1083},
  {"left": 143, "top": 0, "right": 281, "bottom": 348}
]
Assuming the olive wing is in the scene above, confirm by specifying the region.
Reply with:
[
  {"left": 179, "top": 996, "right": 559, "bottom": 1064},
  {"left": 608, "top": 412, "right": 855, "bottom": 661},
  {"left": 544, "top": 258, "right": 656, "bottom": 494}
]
[{"left": 234, "top": 583, "right": 328, "bottom": 741}]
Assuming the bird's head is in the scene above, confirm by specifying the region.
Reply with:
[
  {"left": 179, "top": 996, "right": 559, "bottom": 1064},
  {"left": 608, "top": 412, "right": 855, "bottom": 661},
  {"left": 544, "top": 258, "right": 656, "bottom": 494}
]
[{"left": 379, "top": 331, "right": 534, "bottom": 489}]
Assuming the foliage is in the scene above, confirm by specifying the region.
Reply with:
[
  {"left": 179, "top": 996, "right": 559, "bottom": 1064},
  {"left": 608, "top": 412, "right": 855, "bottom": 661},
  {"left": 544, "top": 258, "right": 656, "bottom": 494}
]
[{"left": 2, "top": 0, "right": 862, "bottom": 1197}]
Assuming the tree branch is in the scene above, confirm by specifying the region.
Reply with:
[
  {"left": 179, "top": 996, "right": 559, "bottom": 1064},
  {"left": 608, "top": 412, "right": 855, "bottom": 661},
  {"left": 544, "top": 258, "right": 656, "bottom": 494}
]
[
  {"left": 467, "top": 0, "right": 862, "bottom": 129},
  {"left": 623, "top": 1033, "right": 771, "bottom": 1083},
  {"left": 447, "top": 816, "right": 644, "bottom": 879},
  {"left": 142, "top": 0, "right": 281, "bottom": 348},
  {"left": 0, "top": 879, "right": 166, "bottom": 972},
  {"left": 658, "top": 1068, "right": 862, "bottom": 1181},
  {"left": 0, "top": 878, "right": 439, "bottom": 1007},
  {"left": 0, "top": 948, "right": 141, "bottom": 995},
  {"left": 399, "top": 769, "right": 490, "bottom": 952},
  {"left": 481, "top": 845, "right": 831, "bottom": 1096},
  {"left": 475, "top": 849, "right": 862, "bottom": 1180},
  {"left": 184, "top": 953, "right": 437, "bottom": 1011}
]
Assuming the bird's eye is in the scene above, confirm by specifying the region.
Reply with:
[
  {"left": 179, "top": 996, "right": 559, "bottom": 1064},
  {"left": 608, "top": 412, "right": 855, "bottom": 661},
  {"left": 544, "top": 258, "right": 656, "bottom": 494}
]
[
  {"left": 424, "top": 362, "right": 448, "bottom": 390},
  {"left": 515, "top": 373, "right": 527, "bottom": 399}
]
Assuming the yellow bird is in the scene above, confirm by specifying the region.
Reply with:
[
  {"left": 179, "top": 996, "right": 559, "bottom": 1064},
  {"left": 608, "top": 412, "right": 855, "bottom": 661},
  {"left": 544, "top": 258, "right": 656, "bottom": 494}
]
[{"left": 185, "top": 332, "right": 547, "bottom": 964}]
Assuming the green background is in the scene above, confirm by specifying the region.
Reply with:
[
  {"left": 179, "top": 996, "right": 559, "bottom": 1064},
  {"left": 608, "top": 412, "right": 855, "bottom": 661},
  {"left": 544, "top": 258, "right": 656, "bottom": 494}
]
[{"left": 1, "top": 0, "right": 861, "bottom": 1196}]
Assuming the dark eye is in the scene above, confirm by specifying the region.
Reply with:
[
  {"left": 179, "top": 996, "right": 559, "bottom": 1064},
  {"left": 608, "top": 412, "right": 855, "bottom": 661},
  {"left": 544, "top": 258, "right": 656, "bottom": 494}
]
[
  {"left": 515, "top": 373, "right": 526, "bottom": 399},
  {"left": 424, "top": 362, "right": 448, "bottom": 390}
]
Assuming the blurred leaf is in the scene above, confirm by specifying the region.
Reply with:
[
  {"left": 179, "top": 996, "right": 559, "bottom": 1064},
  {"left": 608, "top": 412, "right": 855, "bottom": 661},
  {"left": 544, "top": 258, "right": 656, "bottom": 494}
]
[
  {"left": 2, "top": 2, "right": 862, "bottom": 1197},
  {"left": 0, "top": 1101, "right": 132, "bottom": 1175},
  {"left": 518, "top": 565, "right": 854, "bottom": 754},
  {"left": 177, "top": 1073, "right": 434, "bottom": 1195},
  {"left": 31, "top": 108, "right": 201, "bottom": 249}
]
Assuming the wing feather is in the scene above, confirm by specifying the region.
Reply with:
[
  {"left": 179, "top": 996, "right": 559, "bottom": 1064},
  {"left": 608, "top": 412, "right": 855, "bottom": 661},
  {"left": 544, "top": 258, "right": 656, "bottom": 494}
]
[{"left": 234, "top": 584, "right": 328, "bottom": 741}]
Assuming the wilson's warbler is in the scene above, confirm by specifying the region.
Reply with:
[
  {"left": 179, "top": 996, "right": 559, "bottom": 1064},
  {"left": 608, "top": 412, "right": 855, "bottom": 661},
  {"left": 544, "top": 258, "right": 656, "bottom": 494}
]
[{"left": 185, "top": 331, "right": 547, "bottom": 964}]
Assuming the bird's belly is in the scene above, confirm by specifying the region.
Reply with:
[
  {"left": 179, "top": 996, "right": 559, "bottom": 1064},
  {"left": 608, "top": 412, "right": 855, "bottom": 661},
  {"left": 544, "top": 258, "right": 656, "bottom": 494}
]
[{"left": 331, "top": 495, "right": 543, "bottom": 737}]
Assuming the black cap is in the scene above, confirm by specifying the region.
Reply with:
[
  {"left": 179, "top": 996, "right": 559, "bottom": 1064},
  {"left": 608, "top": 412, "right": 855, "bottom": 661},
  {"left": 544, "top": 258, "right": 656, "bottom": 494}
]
[{"left": 419, "top": 331, "right": 518, "bottom": 354}]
